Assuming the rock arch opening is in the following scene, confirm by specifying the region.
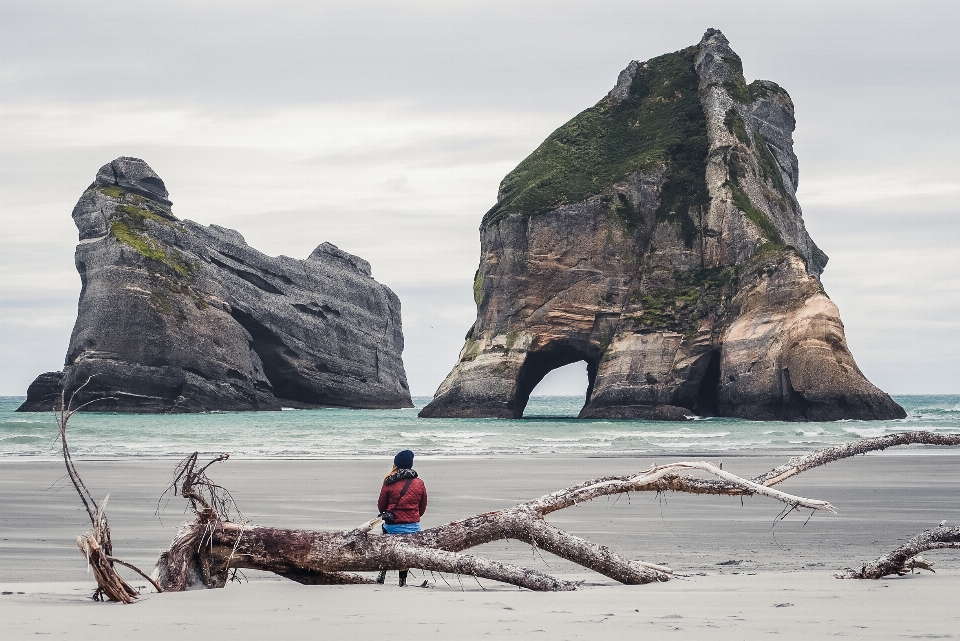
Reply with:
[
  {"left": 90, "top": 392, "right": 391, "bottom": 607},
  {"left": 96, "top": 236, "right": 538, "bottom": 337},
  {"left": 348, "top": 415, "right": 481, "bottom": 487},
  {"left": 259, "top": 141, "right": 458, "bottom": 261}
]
[
  {"left": 513, "top": 342, "right": 600, "bottom": 419},
  {"left": 524, "top": 361, "right": 592, "bottom": 418}
]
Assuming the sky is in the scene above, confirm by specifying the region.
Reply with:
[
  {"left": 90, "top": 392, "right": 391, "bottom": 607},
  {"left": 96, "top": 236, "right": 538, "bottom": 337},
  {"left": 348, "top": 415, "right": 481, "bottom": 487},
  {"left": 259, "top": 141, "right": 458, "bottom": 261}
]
[{"left": 1, "top": 0, "right": 958, "bottom": 397}]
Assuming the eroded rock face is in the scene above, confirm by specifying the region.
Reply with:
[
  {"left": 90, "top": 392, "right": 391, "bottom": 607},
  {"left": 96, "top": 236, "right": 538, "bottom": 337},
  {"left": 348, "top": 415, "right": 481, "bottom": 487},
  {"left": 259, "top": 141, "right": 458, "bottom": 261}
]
[
  {"left": 19, "top": 157, "right": 412, "bottom": 413},
  {"left": 420, "top": 29, "right": 904, "bottom": 422}
]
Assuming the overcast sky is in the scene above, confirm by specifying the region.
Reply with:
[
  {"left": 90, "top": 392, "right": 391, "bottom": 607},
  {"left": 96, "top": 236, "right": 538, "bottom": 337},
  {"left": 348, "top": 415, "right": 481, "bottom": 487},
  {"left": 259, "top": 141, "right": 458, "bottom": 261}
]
[{"left": 1, "top": 0, "right": 958, "bottom": 397}]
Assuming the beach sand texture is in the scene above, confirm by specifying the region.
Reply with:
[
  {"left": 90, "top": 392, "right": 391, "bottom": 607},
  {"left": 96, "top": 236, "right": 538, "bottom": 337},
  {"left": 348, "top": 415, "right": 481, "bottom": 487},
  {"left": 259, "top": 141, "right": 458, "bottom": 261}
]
[{"left": 2, "top": 455, "right": 958, "bottom": 639}]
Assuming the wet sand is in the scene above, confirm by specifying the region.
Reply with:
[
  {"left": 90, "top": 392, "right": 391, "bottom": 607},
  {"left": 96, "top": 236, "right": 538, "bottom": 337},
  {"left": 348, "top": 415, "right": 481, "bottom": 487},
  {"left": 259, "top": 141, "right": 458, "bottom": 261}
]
[{"left": 2, "top": 454, "right": 958, "bottom": 638}]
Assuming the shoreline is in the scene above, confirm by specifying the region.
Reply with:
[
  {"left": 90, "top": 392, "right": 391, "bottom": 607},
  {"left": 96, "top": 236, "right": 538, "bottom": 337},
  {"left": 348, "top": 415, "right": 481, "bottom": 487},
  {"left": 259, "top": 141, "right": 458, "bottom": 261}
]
[{"left": 3, "top": 445, "right": 959, "bottom": 463}]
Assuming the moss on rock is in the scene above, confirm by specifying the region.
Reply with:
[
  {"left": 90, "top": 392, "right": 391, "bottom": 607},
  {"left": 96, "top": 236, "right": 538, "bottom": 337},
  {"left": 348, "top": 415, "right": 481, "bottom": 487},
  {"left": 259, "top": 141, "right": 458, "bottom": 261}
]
[
  {"left": 97, "top": 185, "right": 125, "bottom": 199},
  {"left": 473, "top": 269, "right": 484, "bottom": 306},
  {"left": 724, "top": 109, "right": 752, "bottom": 147},
  {"left": 728, "top": 183, "right": 783, "bottom": 245},
  {"left": 753, "top": 131, "right": 788, "bottom": 199},
  {"left": 482, "top": 47, "right": 708, "bottom": 230},
  {"left": 109, "top": 203, "right": 195, "bottom": 277},
  {"left": 632, "top": 266, "right": 737, "bottom": 335}
]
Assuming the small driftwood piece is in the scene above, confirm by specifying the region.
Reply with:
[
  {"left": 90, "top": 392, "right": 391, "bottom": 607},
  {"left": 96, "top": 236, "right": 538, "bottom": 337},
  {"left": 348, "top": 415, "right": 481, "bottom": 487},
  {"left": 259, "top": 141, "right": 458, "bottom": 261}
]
[
  {"left": 58, "top": 380, "right": 159, "bottom": 602},
  {"left": 153, "top": 432, "right": 960, "bottom": 592},
  {"left": 838, "top": 525, "right": 960, "bottom": 579}
]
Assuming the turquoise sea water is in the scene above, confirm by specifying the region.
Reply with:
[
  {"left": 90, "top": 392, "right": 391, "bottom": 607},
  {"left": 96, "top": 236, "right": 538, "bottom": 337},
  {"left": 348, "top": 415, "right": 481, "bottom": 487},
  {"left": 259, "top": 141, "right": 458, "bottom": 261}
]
[{"left": 1, "top": 395, "right": 958, "bottom": 459}]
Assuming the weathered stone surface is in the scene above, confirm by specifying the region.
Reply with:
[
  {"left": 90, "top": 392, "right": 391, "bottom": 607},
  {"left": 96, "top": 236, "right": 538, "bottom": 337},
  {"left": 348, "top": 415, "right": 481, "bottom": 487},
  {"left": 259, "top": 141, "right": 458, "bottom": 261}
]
[
  {"left": 19, "top": 158, "right": 412, "bottom": 413},
  {"left": 420, "top": 29, "right": 904, "bottom": 422}
]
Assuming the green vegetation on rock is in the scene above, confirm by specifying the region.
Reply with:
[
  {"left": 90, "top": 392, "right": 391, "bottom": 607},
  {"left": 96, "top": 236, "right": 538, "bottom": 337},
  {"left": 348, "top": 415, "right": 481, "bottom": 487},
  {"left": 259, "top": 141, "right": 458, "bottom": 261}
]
[
  {"left": 482, "top": 46, "right": 709, "bottom": 236},
  {"left": 149, "top": 292, "right": 172, "bottom": 315},
  {"left": 608, "top": 192, "right": 643, "bottom": 231},
  {"left": 110, "top": 204, "right": 195, "bottom": 277},
  {"left": 724, "top": 109, "right": 751, "bottom": 147},
  {"left": 473, "top": 269, "right": 484, "bottom": 306},
  {"left": 630, "top": 266, "right": 737, "bottom": 336},
  {"left": 97, "top": 185, "right": 125, "bottom": 199},
  {"left": 747, "top": 80, "right": 790, "bottom": 102},
  {"left": 461, "top": 336, "right": 480, "bottom": 362},
  {"left": 753, "top": 132, "right": 787, "bottom": 199},
  {"left": 724, "top": 147, "right": 783, "bottom": 246},
  {"left": 720, "top": 53, "right": 750, "bottom": 103},
  {"left": 722, "top": 79, "right": 750, "bottom": 104},
  {"left": 728, "top": 183, "right": 783, "bottom": 245}
]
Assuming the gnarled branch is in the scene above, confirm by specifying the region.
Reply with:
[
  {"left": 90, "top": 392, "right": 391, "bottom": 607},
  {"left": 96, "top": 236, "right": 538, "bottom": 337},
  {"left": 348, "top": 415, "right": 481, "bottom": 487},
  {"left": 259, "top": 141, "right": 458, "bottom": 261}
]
[
  {"left": 838, "top": 525, "right": 960, "bottom": 579},
  {"left": 58, "top": 382, "right": 156, "bottom": 602}
]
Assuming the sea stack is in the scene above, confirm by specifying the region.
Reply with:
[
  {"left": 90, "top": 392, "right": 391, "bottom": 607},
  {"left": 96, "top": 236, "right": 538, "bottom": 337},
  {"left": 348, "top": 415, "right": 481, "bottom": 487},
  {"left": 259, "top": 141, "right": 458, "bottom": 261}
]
[
  {"left": 420, "top": 29, "right": 905, "bottom": 421},
  {"left": 19, "top": 157, "right": 412, "bottom": 412}
]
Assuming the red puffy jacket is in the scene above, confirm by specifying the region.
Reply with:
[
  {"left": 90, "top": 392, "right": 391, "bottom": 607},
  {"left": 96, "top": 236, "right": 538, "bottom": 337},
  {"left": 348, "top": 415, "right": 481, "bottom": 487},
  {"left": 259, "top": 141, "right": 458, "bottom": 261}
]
[{"left": 378, "top": 476, "right": 427, "bottom": 524}]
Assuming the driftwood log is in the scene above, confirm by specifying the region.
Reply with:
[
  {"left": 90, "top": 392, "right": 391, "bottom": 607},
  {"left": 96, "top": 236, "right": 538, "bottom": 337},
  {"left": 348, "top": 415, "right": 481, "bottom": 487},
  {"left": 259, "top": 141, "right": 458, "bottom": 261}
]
[
  {"left": 838, "top": 525, "right": 960, "bottom": 579},
  {"left": 147, "top": 431, "right": 960, "bottom": 593}
]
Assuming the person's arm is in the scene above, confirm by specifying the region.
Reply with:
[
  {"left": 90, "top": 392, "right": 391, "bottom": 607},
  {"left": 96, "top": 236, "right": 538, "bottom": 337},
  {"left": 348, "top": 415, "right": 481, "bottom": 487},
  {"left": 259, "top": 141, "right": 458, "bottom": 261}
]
[
  {"left": 377, "top": 484, "right": 389, "bottom": 513},
  {"left": 418, "top": 482, "right": 427, "bottom": 516}
]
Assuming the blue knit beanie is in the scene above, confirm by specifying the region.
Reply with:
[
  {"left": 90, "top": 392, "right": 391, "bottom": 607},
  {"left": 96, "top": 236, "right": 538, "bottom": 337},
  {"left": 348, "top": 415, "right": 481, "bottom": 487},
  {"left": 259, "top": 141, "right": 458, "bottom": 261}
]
[{"left": 394, "top": 450, "right": 414, "bottom": 469}]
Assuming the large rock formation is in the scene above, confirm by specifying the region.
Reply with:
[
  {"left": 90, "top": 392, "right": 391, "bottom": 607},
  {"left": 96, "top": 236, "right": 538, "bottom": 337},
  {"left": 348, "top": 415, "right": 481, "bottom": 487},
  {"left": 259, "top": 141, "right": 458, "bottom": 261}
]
[
  {"left": 420, "top": 29, "right": 904, "bottom": 422},
  {"left": 19, "top": 157, "right": 412, "bottom": 413}
]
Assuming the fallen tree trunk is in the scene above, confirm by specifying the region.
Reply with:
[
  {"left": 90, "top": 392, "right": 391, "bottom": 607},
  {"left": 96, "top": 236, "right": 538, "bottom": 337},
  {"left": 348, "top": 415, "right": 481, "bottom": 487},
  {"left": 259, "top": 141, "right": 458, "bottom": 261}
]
[
  {"left": 838, "top": 525, "right": 960, "bottom": 579},
  {"left": 150, "top": 432, "right": 960, "bottom": 592}
]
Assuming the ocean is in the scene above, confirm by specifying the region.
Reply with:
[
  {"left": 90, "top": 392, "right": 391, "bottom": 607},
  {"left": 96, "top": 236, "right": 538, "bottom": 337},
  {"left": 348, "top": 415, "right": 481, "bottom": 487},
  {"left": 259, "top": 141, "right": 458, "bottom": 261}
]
[{"left": 2, "top": 395, "right": 958, "bottom": 460}]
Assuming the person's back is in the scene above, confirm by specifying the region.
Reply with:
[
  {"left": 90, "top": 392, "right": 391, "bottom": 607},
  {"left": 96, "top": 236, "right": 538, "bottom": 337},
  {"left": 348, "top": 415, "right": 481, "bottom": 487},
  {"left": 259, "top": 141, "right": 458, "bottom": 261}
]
[
  {"left": 378, "top": 468, "right": 427, "bottom": 527},
  {"left": 376, "top": 449, "right": 427, "bottom": 586}
]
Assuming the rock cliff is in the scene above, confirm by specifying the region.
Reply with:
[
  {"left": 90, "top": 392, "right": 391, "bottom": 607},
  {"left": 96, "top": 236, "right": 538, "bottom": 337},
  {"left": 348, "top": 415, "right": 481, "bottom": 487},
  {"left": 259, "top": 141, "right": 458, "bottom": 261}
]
[
  {"left": 19, "top": 157, "right": 412, "bottom": 412},
  {"left": 420, "top": 29, "right": 904, "bottom": 421}
]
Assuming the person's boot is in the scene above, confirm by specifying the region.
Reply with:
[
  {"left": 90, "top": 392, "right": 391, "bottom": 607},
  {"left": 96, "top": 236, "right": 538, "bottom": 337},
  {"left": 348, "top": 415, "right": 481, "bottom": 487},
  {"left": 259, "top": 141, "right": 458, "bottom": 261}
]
[
  {"left": 398, "top": 570, "right": 408, "bottom": 587},
  {"left": 376, "top": 569, "right": 386, "bottom": 584}
]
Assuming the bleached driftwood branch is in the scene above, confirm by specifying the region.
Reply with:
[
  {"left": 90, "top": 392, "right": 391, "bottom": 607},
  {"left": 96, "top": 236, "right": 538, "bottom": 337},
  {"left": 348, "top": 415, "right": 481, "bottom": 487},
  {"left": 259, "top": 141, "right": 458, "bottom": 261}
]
[
  {"left": 57, "top": 379, "right": 156, "bottom": 602},
  {"left": 838, "top": 525, "right": 960, "bottom": 579}
]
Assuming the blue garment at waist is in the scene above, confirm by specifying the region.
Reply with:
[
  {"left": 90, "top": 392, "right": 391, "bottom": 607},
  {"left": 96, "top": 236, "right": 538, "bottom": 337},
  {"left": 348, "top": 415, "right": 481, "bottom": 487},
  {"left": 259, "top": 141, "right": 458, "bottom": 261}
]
[{"left": 383, "top": 522, "right": 421, "bottom": 534}]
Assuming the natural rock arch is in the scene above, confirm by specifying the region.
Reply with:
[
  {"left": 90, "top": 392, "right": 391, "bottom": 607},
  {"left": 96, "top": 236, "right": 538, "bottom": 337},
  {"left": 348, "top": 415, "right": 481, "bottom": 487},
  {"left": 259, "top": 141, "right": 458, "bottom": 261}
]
[{"left": 420, "top": 29, "right": 903, "bottom": 422}]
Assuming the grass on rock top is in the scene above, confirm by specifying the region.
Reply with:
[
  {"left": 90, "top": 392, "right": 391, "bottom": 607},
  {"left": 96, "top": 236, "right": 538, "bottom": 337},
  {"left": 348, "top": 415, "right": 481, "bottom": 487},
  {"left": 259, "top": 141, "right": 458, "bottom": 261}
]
[
  {"left": 482, "top": 46, "right": 709, "bottom": 233},
  {"left": 106, "top": 197, "right": 196, "bottom": 278}
]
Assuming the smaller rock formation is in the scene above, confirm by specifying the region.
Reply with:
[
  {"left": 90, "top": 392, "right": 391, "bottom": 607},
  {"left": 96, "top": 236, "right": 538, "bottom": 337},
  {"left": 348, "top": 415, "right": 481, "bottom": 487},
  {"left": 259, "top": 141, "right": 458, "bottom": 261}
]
[
  {"left": 19, "top": 157, "right": 412, "bottom": 413},
  {"left": 420, "top": 29, "right": 904, "bottom": 422}
]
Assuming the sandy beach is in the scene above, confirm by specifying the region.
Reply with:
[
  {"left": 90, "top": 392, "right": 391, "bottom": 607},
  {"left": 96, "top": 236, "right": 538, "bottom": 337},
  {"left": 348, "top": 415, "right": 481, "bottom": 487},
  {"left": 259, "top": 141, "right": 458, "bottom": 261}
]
[{"left": 2, "top": 454, "right": 959, "bottom": 638}]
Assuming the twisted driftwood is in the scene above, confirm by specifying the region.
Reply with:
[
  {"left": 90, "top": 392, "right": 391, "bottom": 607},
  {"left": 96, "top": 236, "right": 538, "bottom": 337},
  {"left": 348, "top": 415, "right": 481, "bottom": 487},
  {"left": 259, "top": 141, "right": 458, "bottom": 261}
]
[
  {"left": 57, "top": 380, "right": 160, "bottom": 602},
  {"left": 838, "top": 525, "right": 960, "bottom": 579},
  {"left": 150, "top": 431, "right": 960, "bottom": 592}
]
